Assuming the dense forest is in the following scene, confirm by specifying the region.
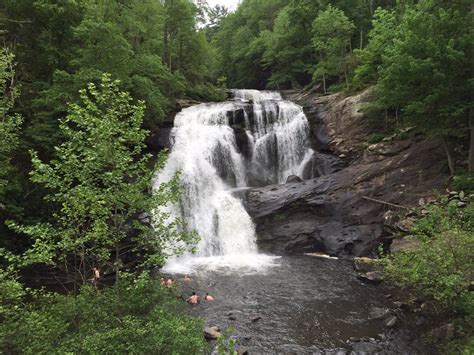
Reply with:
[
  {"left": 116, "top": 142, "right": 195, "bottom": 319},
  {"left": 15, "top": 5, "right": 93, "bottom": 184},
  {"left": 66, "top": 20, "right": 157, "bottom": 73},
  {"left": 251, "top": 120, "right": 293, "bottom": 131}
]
[{"left": 0, "top": 0, "right": 473, "bottom": 353}]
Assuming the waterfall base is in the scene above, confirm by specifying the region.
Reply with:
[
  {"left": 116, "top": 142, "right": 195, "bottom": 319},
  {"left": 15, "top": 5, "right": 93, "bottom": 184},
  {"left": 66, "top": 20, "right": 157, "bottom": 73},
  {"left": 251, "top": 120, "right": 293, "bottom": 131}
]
[{"left": 161, "top": 253, "right": 280, "bottom": 275}]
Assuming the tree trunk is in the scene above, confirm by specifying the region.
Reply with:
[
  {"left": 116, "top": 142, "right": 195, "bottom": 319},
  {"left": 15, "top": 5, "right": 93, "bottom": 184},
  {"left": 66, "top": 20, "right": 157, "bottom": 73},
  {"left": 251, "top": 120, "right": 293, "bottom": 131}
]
[
  {"left": 360, "top": 28, "right": 363, "bottom": 49},
  {"left": 469, "top": 113, "right": 474, "bottom": 172},
  {"left": 344, "top": 66, "right": 349, "bottom": 89},
  {"left": 443, "top": 137, "right": 455, "bottom": 176},
  {"left": 322, "top": 72, "right": 326, "bottom": 94}
]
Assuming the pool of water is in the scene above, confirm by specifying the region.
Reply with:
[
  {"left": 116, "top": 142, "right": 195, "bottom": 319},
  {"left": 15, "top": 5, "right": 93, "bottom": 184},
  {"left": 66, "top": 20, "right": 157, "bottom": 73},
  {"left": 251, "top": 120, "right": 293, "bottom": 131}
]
[{"left": 167, "top": 255, "right": 416, "bottom": 353}]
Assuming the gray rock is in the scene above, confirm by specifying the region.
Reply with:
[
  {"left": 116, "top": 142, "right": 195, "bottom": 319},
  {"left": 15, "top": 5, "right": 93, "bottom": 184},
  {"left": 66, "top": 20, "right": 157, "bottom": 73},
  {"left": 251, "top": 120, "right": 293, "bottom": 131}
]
[
  {"left": 204, "top": 326, "right": 221, "bottom": 340},
  {"left": 354, "top": 257, "right": 377, "bottom": 273},
  {"left": 385, "top": 316, "right": 397, "bottom": 328},
  {"left": 394, "top": 217, "right": 415, "bottom": 233},
  {"left": 390, "top": 235, "right": 420, "bottom": 253},
  {"left": 251, "top": 316, "right": 262, "bottom": 323},
  {"left": 358, "top": 271, "right": 383, "bottom": 284},
  {"left": 369, "top": 307, "right": 390, "bottom": 320},
  {"left": 286, "top": 175, "right": 303, "bottom": 183}
]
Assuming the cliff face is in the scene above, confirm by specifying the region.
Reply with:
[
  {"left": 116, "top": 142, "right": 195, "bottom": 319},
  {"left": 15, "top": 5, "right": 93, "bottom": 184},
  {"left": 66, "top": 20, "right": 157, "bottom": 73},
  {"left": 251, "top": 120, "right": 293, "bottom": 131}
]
[{"left": 246, "top": 89, "right": 448, "bottom": 256}]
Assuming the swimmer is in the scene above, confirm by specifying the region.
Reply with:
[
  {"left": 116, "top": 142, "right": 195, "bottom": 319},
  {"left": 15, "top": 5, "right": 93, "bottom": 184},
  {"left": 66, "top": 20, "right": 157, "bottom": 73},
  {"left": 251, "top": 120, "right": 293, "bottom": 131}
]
[
  {"left": 187, "top": 292, "right": 199, "bottom": 305},
  {"left": 204, "top": 293, "right": 214, "bottom": 302}
]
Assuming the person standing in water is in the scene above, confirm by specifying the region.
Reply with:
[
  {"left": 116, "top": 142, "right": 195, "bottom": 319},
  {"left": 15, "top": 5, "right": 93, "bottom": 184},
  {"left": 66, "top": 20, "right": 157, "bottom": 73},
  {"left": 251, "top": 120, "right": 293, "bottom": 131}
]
[
  {"left": 204, "top": 293, "right": 214, "bottom": 302},
  {"left": 187, "top": 292, "right": 199, "bottom": 304},
  {"left": 183, "top": 274, "right": 192, "bottom": 283}
]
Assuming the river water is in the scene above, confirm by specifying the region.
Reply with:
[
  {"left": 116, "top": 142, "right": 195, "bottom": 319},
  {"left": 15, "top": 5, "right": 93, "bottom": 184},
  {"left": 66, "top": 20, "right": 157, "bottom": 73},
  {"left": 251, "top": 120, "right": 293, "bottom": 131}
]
[{"left": 169, "top": 255, "right": 413, "bottom": 353}]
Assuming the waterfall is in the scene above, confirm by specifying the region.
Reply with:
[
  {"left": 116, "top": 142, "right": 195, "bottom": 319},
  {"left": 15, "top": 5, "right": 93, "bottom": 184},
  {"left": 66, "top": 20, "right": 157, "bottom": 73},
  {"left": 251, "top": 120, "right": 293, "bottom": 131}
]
[{"left": 154, "top": 90, "right": 314, "bottom": 273}]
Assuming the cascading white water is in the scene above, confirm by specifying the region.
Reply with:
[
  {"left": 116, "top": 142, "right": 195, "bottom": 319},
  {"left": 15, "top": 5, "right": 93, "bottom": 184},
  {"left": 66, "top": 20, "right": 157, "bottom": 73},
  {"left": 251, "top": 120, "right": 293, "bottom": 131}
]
[{"left": 154, "top": 90, "right": 314, "bottom": 273}]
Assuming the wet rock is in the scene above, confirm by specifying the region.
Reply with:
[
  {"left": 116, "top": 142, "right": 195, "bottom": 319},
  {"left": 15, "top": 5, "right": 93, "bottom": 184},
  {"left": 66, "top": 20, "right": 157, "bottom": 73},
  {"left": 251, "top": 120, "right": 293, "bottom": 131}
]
[
  {"left": 429, "top": 323, "right": 455, "bottom": 340},
  {"left": 385, "top": 316, "right": 397, "bottom": 328},
  {"left": 204, "top": 326, "right": 222, "bottom": 340},
  {"left": 229, "top": 316, "right": 237, "bottom": 321},
  {"left": 358, "top": 271, "right": 383, "bottom": 284},
  {"left": 286, "top": 175, "right": 303, "bottom": 183},
  {"left": 233, "top": 127, "right": 251, "bottom": 158},
  {"left": 369, "top": 307, "right": 390, "bottom": 320},
  {"left": 238, "top": 349, "right": 250, "bottom": 355},
  {"left": 251, "top": 316, "right": 262, "bottom": 323},
  {"left": 353, "top": 257, "right": 377, "bottom": 273}
]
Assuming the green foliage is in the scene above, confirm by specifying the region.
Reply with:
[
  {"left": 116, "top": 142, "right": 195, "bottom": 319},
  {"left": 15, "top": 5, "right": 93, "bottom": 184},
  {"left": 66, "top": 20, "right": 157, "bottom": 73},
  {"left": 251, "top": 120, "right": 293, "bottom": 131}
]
[
  {"left": 0, "top": 272, "right": 205, "bottom": 354},
  {"left": 374, "top": 1, "right": 472, "bottom": 140},
  {"left": 0, "top": 50, "right": 22, "bottom": 211},
  {"left": 216, "top": 327, "right": 238, "bottom": 355},
  {"left": 367, "top": 133, "right": 385, "bottom": 144},
  {"left": 383, "top": 198, "right": 474, "bottom": 351},
  {"left": 212, "top": 0, "right": 288, "bottom": 88},
  {"left": 312, "top": 5, "right": 356, "bottom": 91},
  {"left": 7, "top": 75, "right": 197, "bottom": 284},
  {"left": 351, "top": 8, "right": 398, "bottom": 90},
  {"left": 452, "top": 174, "right": 474, "bottom": 194}
]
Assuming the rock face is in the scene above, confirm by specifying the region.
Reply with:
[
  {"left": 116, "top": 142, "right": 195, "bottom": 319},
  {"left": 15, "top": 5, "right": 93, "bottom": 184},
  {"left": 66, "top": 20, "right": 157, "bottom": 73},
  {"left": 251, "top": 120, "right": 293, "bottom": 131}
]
[{"left": 244, "top": 89, "right": 447, "bottom": 256}]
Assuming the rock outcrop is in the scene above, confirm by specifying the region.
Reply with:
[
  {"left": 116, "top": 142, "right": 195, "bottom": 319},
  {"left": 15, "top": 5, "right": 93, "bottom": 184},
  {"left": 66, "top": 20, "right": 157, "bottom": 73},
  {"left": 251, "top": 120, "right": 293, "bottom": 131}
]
[{"left": 244, "top": 89, "right": 447, "bottom": 256}]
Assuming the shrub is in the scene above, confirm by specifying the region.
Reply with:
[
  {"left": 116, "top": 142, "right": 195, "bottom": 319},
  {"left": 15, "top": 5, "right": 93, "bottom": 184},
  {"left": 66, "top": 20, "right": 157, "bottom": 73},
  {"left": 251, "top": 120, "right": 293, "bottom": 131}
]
[
  {"left": 452, "top": 173, "right": 474, "bottom": 193},
  {"left": 383, "top": 199, "right": 474, "bottom": 352},
  {"left": 0, "top": 272, "right": 205, "bottom": 354}
]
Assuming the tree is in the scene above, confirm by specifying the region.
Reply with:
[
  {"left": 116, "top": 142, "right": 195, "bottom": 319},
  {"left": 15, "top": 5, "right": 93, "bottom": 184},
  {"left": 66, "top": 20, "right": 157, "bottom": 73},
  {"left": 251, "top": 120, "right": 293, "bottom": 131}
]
[
  {"left": 0, "top": 49, "right": 25, "bottom": 254},
  {"left": 0, "top": 50, "right": 22, "bottom": 211},
  {"left": 8, "top": 75, "right": 197, "bottom": 288},
  {"left": 351, "top": 8, "right": 398, "bottom": 89},
  {"left": 312, "top": 5, "right": 355, "bottom": 93},
  {"left": 262, "top": 3, "right": 319, "bottom": 88},
  {"left": 374, "top": 1, "right": 472, "bottom": 175}
]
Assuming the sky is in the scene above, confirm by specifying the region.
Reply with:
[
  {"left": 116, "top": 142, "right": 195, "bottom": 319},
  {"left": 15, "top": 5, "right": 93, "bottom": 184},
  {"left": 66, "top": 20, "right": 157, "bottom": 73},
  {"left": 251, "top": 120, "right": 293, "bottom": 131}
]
[{"left": 206, "top": 0, "right": 240, "bottom": 11}]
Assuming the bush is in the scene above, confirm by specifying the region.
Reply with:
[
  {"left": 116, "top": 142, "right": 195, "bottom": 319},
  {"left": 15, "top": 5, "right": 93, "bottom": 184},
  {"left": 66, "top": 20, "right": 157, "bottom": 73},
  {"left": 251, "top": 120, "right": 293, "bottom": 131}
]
[
  {"left": 383, "top": 199, "right": 474, "bottom": 352},
  {"left": 452, "top": 173, "right": 474, "bottom": 193},
  {"left": 367, "top": 133, "right": 385, "bottom": 144},
  {"left": 0, "top": 272, "right": 205, "bottom": 354}
]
